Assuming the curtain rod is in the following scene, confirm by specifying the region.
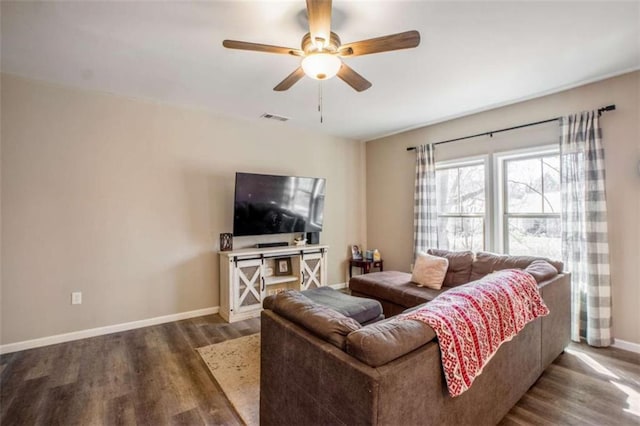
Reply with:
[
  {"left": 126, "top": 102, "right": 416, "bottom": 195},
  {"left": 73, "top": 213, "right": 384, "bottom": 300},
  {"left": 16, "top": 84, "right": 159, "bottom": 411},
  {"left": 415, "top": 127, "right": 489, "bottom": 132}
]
[{"left": 406, "top": 104, "right": 616, "bottom": 151}]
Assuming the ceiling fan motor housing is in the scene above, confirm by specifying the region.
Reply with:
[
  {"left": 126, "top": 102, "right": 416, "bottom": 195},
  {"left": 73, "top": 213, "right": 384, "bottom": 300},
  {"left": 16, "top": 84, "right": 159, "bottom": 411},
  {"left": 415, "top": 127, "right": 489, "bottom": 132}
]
[{"left": 302, "top": 32, "right": 341, "bottom": 54}]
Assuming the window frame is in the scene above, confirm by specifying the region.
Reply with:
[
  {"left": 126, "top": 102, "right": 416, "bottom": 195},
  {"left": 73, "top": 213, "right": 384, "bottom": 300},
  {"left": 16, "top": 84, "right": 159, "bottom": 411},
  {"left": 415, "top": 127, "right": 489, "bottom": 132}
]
[
  {"left": 494, "top": 145, "right": 560, "bottom": 255},
  {"left": 435, "top": 155, "right": 491, "bottom": 251},
  {"left": 433, "top": 145, "right": 561, "bottom": 256}
]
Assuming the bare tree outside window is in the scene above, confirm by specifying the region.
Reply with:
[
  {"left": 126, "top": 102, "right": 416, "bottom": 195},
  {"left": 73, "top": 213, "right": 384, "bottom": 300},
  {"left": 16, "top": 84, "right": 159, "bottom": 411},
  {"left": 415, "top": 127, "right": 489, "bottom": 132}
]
[
  {"left": 504, "top": 155, "right": 561, "bottom": 259},
  {"left": 435, "top": 163, "right": 485, "bottom": 251}
]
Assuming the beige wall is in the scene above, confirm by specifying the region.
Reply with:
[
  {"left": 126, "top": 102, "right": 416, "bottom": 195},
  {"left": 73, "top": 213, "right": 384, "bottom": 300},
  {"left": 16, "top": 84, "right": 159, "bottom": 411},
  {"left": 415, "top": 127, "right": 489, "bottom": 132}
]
[
  {"left": 366, "top": 71, "right": 640, "bottom": 345},
  {"left": 1, "top": 74, "right": 366, "bottom": 345}
]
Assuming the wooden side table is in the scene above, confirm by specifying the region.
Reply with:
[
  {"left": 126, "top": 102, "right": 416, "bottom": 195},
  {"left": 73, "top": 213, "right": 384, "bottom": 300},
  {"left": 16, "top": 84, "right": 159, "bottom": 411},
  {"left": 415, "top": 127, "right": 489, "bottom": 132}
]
[{"left": 349, "top": 258, "right": 384, "bottom": 278}]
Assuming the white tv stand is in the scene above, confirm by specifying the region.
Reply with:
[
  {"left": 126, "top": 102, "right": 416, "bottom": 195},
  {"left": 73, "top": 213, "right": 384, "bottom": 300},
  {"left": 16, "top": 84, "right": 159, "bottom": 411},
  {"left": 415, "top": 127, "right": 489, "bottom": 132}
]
[{"left": 219, "top": 245, "right": 329, "bottom": 323}]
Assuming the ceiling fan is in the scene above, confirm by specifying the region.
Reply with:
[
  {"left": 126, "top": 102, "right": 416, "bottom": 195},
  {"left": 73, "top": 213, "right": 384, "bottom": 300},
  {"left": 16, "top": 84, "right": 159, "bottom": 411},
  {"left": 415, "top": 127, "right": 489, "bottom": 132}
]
[{"left": 222, "top": 0, "right": 420, "bottom": 92}]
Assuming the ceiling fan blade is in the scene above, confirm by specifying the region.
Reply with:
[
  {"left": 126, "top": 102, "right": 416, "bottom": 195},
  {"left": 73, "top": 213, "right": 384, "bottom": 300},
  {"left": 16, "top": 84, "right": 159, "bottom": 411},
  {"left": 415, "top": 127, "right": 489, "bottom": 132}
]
[
  {"left": 306, "top": 0, "right": 332, "bottom": 46},
  {"left": 339, "top": 30, "right": 420, "bottom": 57},
  {"left": 274, "top": 67, "right": 306, "bottom": 91},
  {"left": 337, "top": 64, "right": 372, "bottom": 92},
  {"left": 223, "top": 40, "right": 303, "bottom": 56}
]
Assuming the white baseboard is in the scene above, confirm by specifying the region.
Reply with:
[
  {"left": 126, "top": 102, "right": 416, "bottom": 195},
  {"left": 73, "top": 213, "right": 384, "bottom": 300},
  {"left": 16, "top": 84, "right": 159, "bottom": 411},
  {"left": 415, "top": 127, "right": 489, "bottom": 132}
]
[
  {"left": 0, "top": 306, "right": 219, "bottom": 355},
  {"left": 2, "top": 283, "right": 349, "bottom": 354},
  {"left": 613, "top": 338, "right": 640, "bottom": 354}
]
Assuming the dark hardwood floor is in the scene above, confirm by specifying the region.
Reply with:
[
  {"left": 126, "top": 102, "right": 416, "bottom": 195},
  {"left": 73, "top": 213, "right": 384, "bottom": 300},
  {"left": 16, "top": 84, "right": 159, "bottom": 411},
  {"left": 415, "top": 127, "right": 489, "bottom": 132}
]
[
  {"left": 0, "top": 314, "right": 259, "bottom": 426},
  {"left": 500, "top": 343, "right": 640, "bottom": 426},
  {"left": 1, "top": 314, "right": 638, "bottom": 425}
]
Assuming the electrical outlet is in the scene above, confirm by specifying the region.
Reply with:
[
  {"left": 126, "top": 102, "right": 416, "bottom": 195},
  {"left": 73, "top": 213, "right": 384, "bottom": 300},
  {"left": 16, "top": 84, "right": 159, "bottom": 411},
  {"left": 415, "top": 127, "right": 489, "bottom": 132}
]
[{"left": 71, "top": 292, "right": 82, "bottom": 305}]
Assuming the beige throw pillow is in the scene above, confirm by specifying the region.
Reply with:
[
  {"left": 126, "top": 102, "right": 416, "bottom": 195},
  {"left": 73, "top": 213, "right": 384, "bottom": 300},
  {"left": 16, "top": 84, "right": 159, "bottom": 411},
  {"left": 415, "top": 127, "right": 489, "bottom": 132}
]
[{"left": 411, "top": 252, "right": 449, "bottom": 290}]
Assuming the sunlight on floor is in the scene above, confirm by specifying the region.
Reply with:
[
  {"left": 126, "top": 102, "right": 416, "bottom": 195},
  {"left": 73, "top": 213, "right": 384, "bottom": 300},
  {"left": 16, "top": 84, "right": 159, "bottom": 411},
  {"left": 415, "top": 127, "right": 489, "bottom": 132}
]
[
  {"left": 610, "top": 381, "right": 640, "bottom": 418},
  {"left": 566, "top": 348, "right": 620, "bottom": 379},
  {"left": 566, "top": 348, "right": 640, "bottom": 418}
]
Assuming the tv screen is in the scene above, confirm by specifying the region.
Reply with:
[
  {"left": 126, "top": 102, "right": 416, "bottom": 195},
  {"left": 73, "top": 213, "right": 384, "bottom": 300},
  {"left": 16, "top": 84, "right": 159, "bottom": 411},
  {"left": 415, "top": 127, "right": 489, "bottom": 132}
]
[{"left": 233, "top": 172, "right": 326, "bottom": 237}]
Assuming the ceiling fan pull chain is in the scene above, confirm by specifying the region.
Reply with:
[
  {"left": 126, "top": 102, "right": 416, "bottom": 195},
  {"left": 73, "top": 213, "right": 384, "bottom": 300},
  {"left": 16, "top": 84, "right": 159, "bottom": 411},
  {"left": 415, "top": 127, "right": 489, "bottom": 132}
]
[{"left": 318, "top": 81, "right": 324, "bottom": 123}]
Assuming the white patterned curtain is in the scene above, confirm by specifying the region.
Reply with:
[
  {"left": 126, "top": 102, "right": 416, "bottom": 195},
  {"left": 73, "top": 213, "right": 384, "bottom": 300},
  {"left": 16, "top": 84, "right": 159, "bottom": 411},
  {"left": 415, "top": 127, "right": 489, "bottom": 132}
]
[
  {"left": 414, "top": 144, "right": 438, "bottom": 257},
  {"left": 560, "top": 111, "right": 612, "bottom": 347}
]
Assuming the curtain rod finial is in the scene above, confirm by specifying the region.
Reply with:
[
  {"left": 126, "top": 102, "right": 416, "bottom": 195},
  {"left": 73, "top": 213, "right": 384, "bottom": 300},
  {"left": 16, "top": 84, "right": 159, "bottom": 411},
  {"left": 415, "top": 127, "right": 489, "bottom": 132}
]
[{"left": 598, "top": 104, "right": 616, "bottom": 116}]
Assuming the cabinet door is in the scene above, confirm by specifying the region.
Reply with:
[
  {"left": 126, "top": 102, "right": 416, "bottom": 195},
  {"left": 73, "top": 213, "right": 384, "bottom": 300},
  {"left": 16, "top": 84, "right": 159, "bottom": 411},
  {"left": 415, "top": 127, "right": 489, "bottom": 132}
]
[
  {"left": 300, "top": 252, "right": 324, "bottom": 290},
  {"left": 233, "top": 258, "right": 264, "bottom": 313}
]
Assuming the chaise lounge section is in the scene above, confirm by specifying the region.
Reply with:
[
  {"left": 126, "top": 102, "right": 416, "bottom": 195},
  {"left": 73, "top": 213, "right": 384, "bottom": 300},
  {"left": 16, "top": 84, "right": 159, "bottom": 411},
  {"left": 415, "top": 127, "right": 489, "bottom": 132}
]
[{"left": 350, "top": 249, "right": 565, "bottom": 316}]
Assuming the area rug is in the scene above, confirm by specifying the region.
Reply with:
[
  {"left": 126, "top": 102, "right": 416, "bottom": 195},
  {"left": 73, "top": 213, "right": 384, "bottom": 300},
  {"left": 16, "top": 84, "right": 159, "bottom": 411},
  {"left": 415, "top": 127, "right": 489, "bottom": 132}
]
[{"left": 197, "top": 333, "right": 260, "bottom": 426}]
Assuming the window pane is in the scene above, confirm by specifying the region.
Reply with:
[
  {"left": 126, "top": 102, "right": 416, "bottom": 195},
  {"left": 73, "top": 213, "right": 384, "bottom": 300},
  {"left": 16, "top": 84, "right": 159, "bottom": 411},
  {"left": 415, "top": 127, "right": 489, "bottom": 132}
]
[
  {"left": 506, "top": 158, "right": 543, "bottom": 213},
  {"left": 436, "top": 168, "right": 460, "bottom": 213},
  {"left": 438, "top": 217, "right": 484, "bottom": 251},
  {"left": 507, "top": 217, "right": 561, "bottom": 260},
  {"left": 542, "top": 156, "right": 561, "bottom": 213},
  {"left": 436, "top": 164, "right": 485, "bottom": 214},
  {"left": 459, "top": 165, "right": 485, "bottom": 213}
]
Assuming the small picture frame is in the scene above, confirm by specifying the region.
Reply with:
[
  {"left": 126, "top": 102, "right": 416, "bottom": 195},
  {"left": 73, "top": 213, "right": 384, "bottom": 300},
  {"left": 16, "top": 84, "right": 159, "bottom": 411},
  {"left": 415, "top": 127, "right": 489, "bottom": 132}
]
[
  {"left": 220, "top": 233, "right": 233, "bottom": 251},
  {"left": 351, "top": 245, "right": 363, "bottom": 260},
  {"left": 274, "top": 257, "right": 292, "bottom": 276}
]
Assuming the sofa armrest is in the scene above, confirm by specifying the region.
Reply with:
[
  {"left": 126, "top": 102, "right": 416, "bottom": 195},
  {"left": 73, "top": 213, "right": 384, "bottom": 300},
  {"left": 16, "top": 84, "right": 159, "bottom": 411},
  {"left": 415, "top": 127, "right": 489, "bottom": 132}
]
[
  {"left": 539, "top": 273, "right": 571, "bottom": 368},
  {"left": 260, "top": 310, "right": 380, "bottom": 425}
]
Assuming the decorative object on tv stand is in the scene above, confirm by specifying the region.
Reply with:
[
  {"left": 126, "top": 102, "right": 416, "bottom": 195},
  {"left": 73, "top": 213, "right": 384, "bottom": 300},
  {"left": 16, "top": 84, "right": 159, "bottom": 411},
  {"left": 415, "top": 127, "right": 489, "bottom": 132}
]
[
  {"left": 220, "top": 233, "right": 233, "bottom": 251},
  {"left": 306, "top": 231, "right": 320, "bottom": 245},
  {"left": 294, "top": 234, "right": 307, "bottom": 246},
  {"left": 351, "top": 245, "right": 362, "bottom": 260},
  {"left": 274, "top": 257, "right": 292, "bottom": 276},
  {"left": 256, "top": 242, "right": 288, "bottom": 248}
]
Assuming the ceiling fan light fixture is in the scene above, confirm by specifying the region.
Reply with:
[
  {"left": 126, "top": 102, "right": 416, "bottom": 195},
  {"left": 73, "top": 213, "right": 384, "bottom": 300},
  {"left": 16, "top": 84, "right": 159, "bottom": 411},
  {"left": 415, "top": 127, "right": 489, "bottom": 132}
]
[{"left": 301, "top": 53, "right": 342, "bottom": 80}]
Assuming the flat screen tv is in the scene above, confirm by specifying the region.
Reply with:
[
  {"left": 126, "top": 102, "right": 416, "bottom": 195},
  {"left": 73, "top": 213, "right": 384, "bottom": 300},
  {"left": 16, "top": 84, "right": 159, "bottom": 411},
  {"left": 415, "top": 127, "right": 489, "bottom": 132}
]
[{"left": 233, "top": 172, "right": 326, "bottom": 237}]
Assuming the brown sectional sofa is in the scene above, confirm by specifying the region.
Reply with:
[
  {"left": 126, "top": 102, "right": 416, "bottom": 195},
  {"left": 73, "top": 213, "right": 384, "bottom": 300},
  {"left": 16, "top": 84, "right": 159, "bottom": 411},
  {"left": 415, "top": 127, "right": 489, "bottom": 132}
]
[{"left": 260, "top": 251, "right": 571, "bottom": 425}]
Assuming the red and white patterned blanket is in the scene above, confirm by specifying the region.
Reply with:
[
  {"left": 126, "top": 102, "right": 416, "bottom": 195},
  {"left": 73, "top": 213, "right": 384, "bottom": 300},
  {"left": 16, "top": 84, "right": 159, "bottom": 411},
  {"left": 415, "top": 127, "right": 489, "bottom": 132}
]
[{"left": 401, "top": 269, "right": 549, "bottom": 397}]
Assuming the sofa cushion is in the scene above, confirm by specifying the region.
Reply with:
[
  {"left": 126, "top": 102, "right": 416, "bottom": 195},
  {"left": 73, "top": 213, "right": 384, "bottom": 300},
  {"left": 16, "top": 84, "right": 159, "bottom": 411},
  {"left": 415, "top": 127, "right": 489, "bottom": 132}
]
[
  {"left": 470, "top": 251, "right": 564, "bottom": 281},
  {"left": 350, "top": 271, "right": 445, "bottom": 308},
  {"left": 427, "top": 248, "right": 474, "bottom": 287},
  {"left": 301, "top": 286, "right": 383, "bottom": 325},
  {"left": 411, "top": 252, "right": 448, "bottom": 289},
  {"left": 525, "top": 259, "right": 559, "bottom": 283},
  {"left": 269, "top": 290, "right": 361, "bottom": 349},
  {"left": 346, "top": 317, "right": 436, "bottom": 367}
]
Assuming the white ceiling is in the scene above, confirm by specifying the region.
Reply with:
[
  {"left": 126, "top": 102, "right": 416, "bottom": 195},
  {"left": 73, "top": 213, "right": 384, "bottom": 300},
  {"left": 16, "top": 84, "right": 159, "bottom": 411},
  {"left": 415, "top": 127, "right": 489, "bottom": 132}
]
[{"left": 2, "top": 1, "right": 639, "bottom": 141}]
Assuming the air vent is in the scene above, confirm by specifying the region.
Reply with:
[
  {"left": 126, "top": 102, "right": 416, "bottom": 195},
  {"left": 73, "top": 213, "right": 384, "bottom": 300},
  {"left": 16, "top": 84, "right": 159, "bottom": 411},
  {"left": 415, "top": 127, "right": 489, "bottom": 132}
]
[{"left": 260, "top": 113, "right": 289, "bottom": 122}]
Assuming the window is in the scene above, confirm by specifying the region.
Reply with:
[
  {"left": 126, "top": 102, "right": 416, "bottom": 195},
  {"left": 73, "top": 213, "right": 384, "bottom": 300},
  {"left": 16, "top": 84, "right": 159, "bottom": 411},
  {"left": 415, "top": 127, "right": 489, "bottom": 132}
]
[
  {"left": 435, "top": 158, "right": 487, "bottom": 251},
  {"left": 433, "top": 146, "right": 561, "bottom": 260},
  {"left": 498, "top": 148, "right": 561, "bottom": 259}
]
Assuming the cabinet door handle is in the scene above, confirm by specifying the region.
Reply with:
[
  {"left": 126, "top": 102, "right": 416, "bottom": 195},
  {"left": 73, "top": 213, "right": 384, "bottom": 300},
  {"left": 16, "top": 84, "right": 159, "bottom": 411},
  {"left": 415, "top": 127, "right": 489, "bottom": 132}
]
[{"left": 261, "top": 276, "right": 265, "bottom": 292}]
